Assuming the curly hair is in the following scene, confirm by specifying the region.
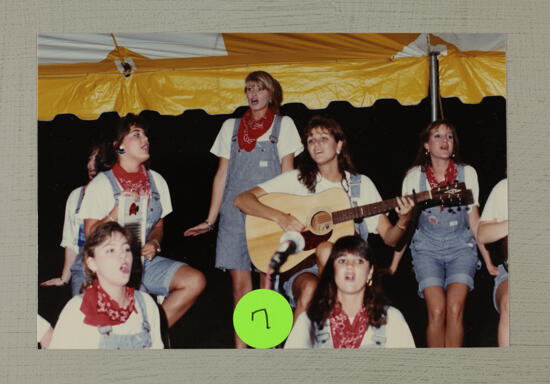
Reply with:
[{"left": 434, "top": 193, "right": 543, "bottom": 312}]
[
  {"left": 79, "top": 221, "right": 133, "bottom": 293},
  {"left": 306, "top": 235, "right": 388, "bottom": 346},
  {"left": 244, "top": 71, "right": 283, "bottom": 115},
  {"left": 297, "top": 115, "right": 357, "bottom": 193}
]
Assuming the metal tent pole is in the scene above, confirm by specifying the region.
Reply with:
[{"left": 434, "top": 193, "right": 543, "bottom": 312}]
[{"left": 429, "top": 51, "right": 441, "bottom": 122}]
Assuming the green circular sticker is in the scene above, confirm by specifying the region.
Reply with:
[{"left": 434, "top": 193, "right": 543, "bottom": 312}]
[{"left": 233, "top": 289, "right": 293, "bottom": 349}]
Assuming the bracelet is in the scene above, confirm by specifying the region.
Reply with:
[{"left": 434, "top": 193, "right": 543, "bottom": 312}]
[
  {"left": 396, "top": 222, "right": 407, "bottom": 231},
  {"left": 150, "top": 239, "right": 161, "bottom": 254},
  {"left": 204, "top": 220, "right": 215, "bottom": 231}
]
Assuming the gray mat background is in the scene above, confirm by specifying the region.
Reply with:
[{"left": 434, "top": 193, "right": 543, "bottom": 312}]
[{"left": 2, "top": 0, "right": 549, "bottom": 382}]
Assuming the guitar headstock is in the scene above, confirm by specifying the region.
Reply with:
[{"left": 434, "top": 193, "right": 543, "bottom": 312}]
[{"left": 427, "top": 181, "right": 474, "bottom": 207}]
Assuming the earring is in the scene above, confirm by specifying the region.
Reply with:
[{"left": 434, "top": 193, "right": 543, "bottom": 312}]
[
  {"left": 367, "top": 279, "right": 373, "bottom": 287},
  {"left": 425, "top": 149, "right": 430, "bottom": 157},
  {"left": 336, "top": 149, "right": 341, "bottom": 155},
  {"left": 451, "top": 153, "right": 456, "bottom": 158},
  {"left": 116, "top": 147, "right": 126, "bottom": 155}
]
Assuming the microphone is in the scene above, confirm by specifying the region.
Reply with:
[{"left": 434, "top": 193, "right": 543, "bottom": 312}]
[{"left": 268, "top": 231, "right": 306, "bottom": 272}]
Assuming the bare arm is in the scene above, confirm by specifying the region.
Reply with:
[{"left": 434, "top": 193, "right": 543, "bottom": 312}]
[
  {"left": 389, "top": 248, "right": 406, "bottom": 275},
  {"left": 377, "top": 196, "right": 415, "bottom": 247},
  {"left": 40, "top": 247, "right": 78, "bottom": 286},
  {"left": 469, "top": 206, "right": 500, "bottom": 276},
  {"left": 234, "top": 186, "right": 304, "bottom": 232},
  {"left": 280, "top": 153, "right": 294, "bottom": 173},
  {"left": 184, "top": 157, "right": 229, "bottom": 236},
  {"left": 478, "top": 219, "right": 508, "bottom": 244},
  {"left": 142, "top": 219, "right": 164, "bottom": 260}
]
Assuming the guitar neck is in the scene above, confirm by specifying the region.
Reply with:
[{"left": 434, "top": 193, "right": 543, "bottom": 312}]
[{"left": 332, "top": 190, "right": 431, "bottom": 224}]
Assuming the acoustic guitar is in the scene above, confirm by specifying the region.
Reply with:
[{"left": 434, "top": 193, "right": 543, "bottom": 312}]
[{"left": 245, "top": 182, "right": 473, "bottom": 273}]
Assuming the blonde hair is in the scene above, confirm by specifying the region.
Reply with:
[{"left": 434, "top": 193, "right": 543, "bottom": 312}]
[{"left": 244, "top": 71, "right": 283, "bottom": 114}]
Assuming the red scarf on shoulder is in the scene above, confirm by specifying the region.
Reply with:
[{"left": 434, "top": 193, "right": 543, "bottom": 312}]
[
  {"left": 329, "top": 302, "right": 368, "bottom": 348},
  {"left": 237, "top": 108, "right": 275, "bottom": 152},
  {"left": 80, "top": 280, "right": 137, "bottom": 326}
]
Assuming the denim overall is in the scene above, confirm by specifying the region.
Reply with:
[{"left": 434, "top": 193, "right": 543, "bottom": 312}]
[
  {"left": 314, "top": 317, "right": 387, "bottom": 348},
  {"left": 69, "top": 186, "right": 88, "bottom": 295},
  {"left": 410, "top": 165, "right": 478, "bottom": 297},
  {"left": 215, "top": 116, "right": 282, "bottom": 270},
  {"left": 103, "top": 169, "right": 182, "bottom": 297},
  {"left": 96, "top": 290, "right": 153, "bottom": 349},
  {"left": 349, "top": 173, "right": 369, "bottom": 241}
]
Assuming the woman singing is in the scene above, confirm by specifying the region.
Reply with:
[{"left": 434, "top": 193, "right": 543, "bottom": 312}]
[
  {"left": 284, "top": 235, "right": 415, "bottom": 348},
  {"left": 389, "top": 119, "right": 486, "bottom": 347},
  {"left": 184, "top": 71, "right": 302, "bottom": 348},
  {"left": 78, "top": 114, "right": 205, "bottom": 328}
]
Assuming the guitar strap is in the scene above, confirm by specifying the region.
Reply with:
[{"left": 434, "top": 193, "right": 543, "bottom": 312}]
[{"left": 349, "top": 173, "right": 369, "bottom": 241}]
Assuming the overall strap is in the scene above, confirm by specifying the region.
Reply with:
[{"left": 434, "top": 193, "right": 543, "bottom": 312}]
[
  {"left": 146, "top": 170, "right": 161, "bottom": 202},
  {"left": 349, "top": 173, "right": 369, "bottom": 240},
  {"left": 371, "top": 324, "right": 387, "bottom": 347},
  {"left": 457, "top": 164, "right": 465, "bottom": 182},
  {"left": 133, "top": 291, "right": 151, "bottom": 333},
  {"left": 230, "top": 118, "right": 241, "bottom": 144},
  {"left": 75, "top": 186, "right": 85, "bottom": 215},
  {"left": 268, "top": 115, "right": 282, "bottom": 144},
  {"left": 104, "top": 170, "right": 122, "bottom": 205},
  {"left": 97, "top": 325, "right": 113, "bottom": 336}
]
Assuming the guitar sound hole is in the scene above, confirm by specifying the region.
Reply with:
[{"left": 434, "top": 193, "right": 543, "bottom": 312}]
[{"left": 310, "top": 211, "right": 333, "bottom": 235}]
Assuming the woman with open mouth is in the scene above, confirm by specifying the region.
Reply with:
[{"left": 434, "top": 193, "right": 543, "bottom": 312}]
[
  {"left": 184, "top": 71, "right": 302, "bottom": 348},
  {"left": 284, "top": 235, "right": 415, "bottom": 348},
  {"left": 76, "top": 114, "right": 205, "bottom": 331},
  {"left": 49, "top": 222, "right": 164, "bottom": 348},
  {"left": 389, "top": 119, "right": 487, "bottom": 347}
]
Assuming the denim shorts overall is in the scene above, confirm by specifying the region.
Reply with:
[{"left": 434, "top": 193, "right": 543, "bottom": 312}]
[
  {"left": 215, "top": 116, "right": 282, "bottom": 270},
  {"left": 410, "top": 165, "right": 478, "bottom": 297},
  {"left": 103, "top": 169, "right": 184, "bottom": 297},
  {"left": 96, "top": 290, "right": 153, "bottom": 349},
  {"left": 69, "top": 187, "right": 88, "bottom": 295}
]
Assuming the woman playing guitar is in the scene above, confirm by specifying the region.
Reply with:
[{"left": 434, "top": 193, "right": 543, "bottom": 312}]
[{"left": 234, "top": 115, "right": 414, "bottom": 323}]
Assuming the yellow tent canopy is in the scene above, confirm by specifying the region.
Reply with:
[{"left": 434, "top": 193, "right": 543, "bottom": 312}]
[{"left": 38, "top": 33, "right": 505, "bottom": 121}]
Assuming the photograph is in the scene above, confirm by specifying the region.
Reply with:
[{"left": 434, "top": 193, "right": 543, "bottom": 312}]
[{"left": 37, "top": 33, "right": 507, "bottom": 349}]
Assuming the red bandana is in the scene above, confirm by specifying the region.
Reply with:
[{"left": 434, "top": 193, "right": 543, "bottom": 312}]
[
  {"left": 80, "top": 279, "right": 137, "bottom": 326},
  {"left": 112, "top": 162, "right": 151, "bottom": 198},
  {"left": 426, "top": 160, "right": 458, "bottom": 211},
  {"left": 237, "top": 108, "right": 275, "bottom": 152},
  {"left": 329, "top": 303, "right": 368, "bottom": 348}
]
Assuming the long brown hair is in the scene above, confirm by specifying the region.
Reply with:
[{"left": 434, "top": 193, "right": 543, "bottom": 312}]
[
  {"left": 409, "top": 119, "right": 462, "bottom": 171},
  {"left": 297, "top": 115, "right": 356, "bottom": 193},
  {"left": 307, "top": 236, "right": 388, "bottom": 345},
  {"left": 244, "top": 71, "right": 283, "bottom": 115},
  {"left": 79, "top": 221, "right": 133, "bottom": 293}
]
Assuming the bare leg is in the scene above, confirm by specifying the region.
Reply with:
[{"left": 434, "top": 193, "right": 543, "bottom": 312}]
[
  {"left": 495, "top": 279, "right": 509, "bottom": 347},
  {"left": 291, "top": 273, "right": 319, "bottom": 323},
  {"left": 162, "top": 265, "right": 206, "bottom": 328},
  {"left": 229, "top": 269, "right": 253, "bottom": 348},
  {"left": 424, "top": 286, "right": 446, "bottom": 347},
  {"left": 445, "top": 282, "right": 469, "bottom": 347},
  {"left": 315, "top": 241, "right": 333, "bottom": 276}
]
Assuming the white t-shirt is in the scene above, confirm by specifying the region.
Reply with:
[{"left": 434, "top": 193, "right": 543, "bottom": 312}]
[
  {"left": 210, "top": 115, "right": 303, "bottom": 160},
  {"left": 480, "top": 178, "right": 508, "bottom": 222},
  {"left": 284, "top": 306, "right": 415, "bottom": 348},
  {"left": 401, "top": 165, "right": 480, "bottom": 210},
  {"left": 78, "top": 170, "right": 172, "bottom": 221},
  {"left": 259, "top": 169, "right": 384, "bottom": 234},
  {"left": 49, "top": 292, "right": 163, "bottom": 349},
  {"left": 60, "top": 186, "right": 84, "bottom": 255}
]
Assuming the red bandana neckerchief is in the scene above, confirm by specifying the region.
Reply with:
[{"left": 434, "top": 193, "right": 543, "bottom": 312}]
[
  {"left": 112, "top": 162, "right": 151, "bottom": 199},
  {"left": 237, "top": 108, "right": 275, "bottom": 152},
  {"left": 329, "top": 302, "right": 368, "bottom": 348},
  {"left": 80, "top": 279, "right": 137, "bottom": 326},
  {"left": 426, "top": 160, "right": 458, "bottom": 211}
]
